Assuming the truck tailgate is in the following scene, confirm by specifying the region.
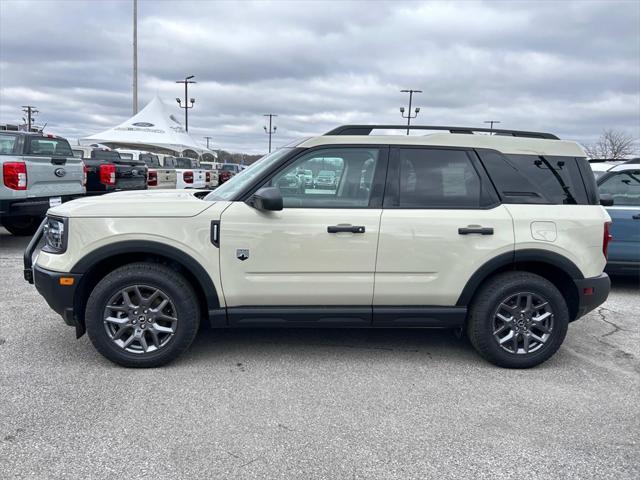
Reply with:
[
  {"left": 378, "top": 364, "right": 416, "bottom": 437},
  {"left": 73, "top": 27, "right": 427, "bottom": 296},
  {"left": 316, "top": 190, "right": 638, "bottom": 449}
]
[
  {"left": 157, "top": 169, "right": 177, "bottom": 188},
  {"left": 115, "top": 160, "right": 147, "bottom": 190},
  {"left": 25, "top": 155, "right": 84, "bottom": 197}
]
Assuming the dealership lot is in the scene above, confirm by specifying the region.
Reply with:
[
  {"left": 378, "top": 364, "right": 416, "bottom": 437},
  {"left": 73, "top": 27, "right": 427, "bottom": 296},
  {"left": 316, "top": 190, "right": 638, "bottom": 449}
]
[{"left": 1, "top": 228, "right": 638, "bottom": 479}]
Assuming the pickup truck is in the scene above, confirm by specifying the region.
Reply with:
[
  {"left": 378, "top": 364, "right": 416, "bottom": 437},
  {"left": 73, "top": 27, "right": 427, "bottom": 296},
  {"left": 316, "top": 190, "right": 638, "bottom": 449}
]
[
  {"left": 1, "top": 131, "right": 85, "bottom": 235},
  {"left": 76, "top": 147, "right": 148, "bottom": 195},
  {"left": 169, "top": 156, "right": 207, "bottom": 189},
  {"left": 128, "top": 152, "right": 177, "bottom": 190}
]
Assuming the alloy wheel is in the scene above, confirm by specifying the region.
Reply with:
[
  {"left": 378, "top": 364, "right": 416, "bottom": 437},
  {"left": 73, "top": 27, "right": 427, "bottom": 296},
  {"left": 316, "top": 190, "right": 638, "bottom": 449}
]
[
  {"left": 492, "top": 292, "right": 554, "bottom": 355},
  {"left": 103, "top": 285, "right": 178, "bottom": 354}
]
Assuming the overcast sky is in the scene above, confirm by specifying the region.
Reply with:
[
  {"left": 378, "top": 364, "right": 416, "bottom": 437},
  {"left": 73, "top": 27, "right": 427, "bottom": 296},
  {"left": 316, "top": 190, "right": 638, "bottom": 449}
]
[{"left": 1, "top": 0, "right": 639, "bottom": 154}]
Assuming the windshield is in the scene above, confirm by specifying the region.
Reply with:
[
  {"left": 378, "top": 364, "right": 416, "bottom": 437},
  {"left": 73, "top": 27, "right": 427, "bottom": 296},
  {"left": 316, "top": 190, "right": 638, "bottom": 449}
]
[
  {"left": 222, "top": 164, "right": 238, "bottom": 172},
  {"left": 205, "top": 148, "right": 293, "bottom": 201}
]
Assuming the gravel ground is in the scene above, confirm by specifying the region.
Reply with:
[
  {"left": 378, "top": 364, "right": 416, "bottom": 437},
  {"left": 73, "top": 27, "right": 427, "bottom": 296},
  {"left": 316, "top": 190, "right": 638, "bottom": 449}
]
[{"left": 1, "top": 227, "right": 638, "bottom": 479}]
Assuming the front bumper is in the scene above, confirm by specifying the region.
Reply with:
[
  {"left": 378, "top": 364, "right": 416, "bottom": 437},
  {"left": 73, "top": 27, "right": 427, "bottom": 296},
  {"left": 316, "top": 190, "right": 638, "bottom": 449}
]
[
  {"left": 33, "top": 264, "right": 83, "bottom": 328},
  {"left": 573, "top": 273, "right": 611, "bottom": 320}
]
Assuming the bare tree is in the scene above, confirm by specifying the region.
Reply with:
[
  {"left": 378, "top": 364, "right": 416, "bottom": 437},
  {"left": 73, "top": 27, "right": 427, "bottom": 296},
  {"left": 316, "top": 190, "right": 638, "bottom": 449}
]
[{"left": 584, "top": 129, "right": 638, "bottom": 159}]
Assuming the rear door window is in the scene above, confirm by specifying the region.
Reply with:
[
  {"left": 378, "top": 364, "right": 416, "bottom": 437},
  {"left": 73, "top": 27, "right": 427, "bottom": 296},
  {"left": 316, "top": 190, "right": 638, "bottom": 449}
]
[
  {"left": 599, "top": 171, "right": 640, "bottom": 206},
  {"left": 395, "top": 148, "right": 483, "bottom": 208}
]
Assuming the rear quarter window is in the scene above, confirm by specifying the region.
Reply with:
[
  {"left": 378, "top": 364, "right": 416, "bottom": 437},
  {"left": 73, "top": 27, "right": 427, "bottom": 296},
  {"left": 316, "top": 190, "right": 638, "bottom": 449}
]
[{"left": 478, "top": 150, "right": 589, "bottom": 204}]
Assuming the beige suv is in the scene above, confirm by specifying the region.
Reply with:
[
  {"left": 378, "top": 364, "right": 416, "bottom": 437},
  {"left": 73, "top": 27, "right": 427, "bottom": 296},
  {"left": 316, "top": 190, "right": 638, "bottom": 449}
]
[{"left": 25, "top": 125, "right": 611, "bottom": 368}]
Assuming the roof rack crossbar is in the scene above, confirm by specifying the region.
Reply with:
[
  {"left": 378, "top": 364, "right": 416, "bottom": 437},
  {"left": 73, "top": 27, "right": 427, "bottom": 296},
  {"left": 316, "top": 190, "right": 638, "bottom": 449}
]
[{"left": 324, "top": 125, "right": 559, "bottom": 140}]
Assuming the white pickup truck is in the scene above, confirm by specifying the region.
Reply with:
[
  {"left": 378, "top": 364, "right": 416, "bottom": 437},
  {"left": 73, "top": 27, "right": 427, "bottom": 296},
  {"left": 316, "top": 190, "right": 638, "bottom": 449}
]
[{"left": 166, "top": 156, "right": 206, "bottom": 189}]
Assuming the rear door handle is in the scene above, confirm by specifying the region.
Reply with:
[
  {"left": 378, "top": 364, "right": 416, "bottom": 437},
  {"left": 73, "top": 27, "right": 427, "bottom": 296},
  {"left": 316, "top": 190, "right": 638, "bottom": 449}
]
[
  {"left": 327, "top": 225, "right": 365, "bottom": 234},
  {"left": 633, "top": 214, "right": 640, "bottom": 220},
  {"left": 458, "top": 226, "right": 494, "bottom": 235}
]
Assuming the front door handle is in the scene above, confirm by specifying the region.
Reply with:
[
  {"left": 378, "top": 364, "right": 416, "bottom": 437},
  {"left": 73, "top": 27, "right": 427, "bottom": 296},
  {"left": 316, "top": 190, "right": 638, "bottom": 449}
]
[
  {"left": 327, "top": 225, "right": 365, "bottom": 234},
  {"left": 633, "top": 214, "right": 640, "bottom": 220},
  {"left": 458, "top": 226, "right": 494, "bottom": 235}
]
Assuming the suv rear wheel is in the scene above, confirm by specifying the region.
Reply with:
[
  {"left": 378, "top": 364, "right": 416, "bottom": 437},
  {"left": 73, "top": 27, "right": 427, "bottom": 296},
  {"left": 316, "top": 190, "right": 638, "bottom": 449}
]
[
  {"left": 85, "top": 262, "right": 200, "bottom": 367},
  {"left": 467, "top": 271, "right": 569, "bottom": 368}
]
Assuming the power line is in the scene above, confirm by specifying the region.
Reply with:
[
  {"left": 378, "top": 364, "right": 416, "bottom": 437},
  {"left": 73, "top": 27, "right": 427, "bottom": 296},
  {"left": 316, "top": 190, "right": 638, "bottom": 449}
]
[{"left": 21, "top": 105, "right": 39, "bottom": 131}]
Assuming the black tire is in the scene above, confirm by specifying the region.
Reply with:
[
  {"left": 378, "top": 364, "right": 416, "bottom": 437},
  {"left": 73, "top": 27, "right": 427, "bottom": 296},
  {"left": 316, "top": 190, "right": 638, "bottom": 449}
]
[
  {"left": 2, "top": 215, "right": 42, "bottom": 236},
  {"left": 85, "top": 262, "right": 200, "bottom": 368},
  {"left": 467, "top": 271, "right": 569, "bottom": 369}
]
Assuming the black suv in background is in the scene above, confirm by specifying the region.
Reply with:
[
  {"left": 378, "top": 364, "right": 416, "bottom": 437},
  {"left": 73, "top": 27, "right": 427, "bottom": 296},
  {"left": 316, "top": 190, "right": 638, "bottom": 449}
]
[{"left": 75, "top": 147, "right": 148, "bottom": 195}]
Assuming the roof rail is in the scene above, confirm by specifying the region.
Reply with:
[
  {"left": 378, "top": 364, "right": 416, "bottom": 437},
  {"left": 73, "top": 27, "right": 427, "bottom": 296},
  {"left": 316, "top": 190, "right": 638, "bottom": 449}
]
[{"left": 324, "top": 125, "right": 560, "bottom": 140}]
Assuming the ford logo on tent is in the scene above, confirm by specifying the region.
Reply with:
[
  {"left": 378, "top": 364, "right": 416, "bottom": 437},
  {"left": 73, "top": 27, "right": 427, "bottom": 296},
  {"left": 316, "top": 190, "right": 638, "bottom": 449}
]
[{"left": 132, "top": 122, "right": 154, "bottom": 127}]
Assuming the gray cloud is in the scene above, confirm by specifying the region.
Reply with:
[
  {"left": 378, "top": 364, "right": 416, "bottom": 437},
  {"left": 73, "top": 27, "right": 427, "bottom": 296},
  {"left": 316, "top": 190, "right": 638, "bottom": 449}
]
[{"left": 1, "top": 0, "right": 638, "bottom": 154}]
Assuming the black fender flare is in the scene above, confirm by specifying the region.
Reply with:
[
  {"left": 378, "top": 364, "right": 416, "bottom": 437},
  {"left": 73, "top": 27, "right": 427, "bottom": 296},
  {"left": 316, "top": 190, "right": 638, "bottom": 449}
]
[
  {"left": 71, "top": 240, "right": 220, "bottom": 310},
  {"left": 456, "top": 249, "right": 583, "bottom": 307}
]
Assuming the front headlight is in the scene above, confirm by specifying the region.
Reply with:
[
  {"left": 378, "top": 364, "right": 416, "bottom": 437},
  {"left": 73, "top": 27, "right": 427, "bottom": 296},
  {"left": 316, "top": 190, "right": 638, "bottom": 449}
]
[{"left": 42, "top": 216, "right": 68, "bottom": 254}]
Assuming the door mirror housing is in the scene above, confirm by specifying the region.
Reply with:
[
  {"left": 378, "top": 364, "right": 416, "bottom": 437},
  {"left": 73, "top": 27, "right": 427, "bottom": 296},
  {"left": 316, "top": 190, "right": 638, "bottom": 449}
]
[
  {"left": 599, "top": 194, "right": 614, "bottom": 207},
  {"left": 250, "top": 186, "right": 283, "bottom": 211}
]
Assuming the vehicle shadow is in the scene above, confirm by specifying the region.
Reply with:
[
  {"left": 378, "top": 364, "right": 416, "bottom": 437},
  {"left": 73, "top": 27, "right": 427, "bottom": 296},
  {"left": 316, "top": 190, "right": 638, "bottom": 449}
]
[
  {"left": 0, "top": 228, "right": 32, "bottom": 251},
  {"left": 184, "top": 326, "right": 480, "bottom": 366},
  {"left": 609, "top": 274, "right": 640, "bottom": 291}
]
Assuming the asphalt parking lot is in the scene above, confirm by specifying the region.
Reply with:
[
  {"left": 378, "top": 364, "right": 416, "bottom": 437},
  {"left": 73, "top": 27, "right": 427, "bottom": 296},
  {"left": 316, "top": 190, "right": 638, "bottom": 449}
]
[{"left": 1, "top": 228, "right": 638, "bottom": 480}]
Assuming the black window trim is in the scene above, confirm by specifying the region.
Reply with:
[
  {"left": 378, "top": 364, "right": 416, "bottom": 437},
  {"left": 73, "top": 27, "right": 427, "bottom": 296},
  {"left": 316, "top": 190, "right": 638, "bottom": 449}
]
[
  {"left": 239, "top": 144, "right": 391, "bottom": 210},
  {"left": 383, "top": 145, "right": 500, "bottom": 210}
]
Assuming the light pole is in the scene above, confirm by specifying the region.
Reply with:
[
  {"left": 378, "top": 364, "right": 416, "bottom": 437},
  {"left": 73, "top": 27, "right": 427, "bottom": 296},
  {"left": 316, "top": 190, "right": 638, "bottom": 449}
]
[
  {"left": 263, "top": 114, "right": 277, "bottom": 153},
  {"left": 21, "top": 105, "right": 38, "bottom": 131},
  {"left": 400, "top": 89, "right": 422, "bottom": 135},
  {"left": 484, "top": 120, "right": 501, "bottom": 134},
  {"left": 132, "top": 0, "right": 138, "bottom": 114},
  {"left": 203, "top": 136, "right": 212, "bottom": 149},
  {"left": 176, "top": 75, "right": 196, "bottom": 131}
]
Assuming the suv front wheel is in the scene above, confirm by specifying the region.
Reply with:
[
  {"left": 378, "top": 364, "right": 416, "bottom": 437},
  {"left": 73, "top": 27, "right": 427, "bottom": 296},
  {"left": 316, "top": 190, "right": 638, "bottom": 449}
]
[
  {"left": 85, "top": 262, "right": 200, "bottom": 367},
  {"left": 467, "top": 272, "right": 569, "bottom": 368}
]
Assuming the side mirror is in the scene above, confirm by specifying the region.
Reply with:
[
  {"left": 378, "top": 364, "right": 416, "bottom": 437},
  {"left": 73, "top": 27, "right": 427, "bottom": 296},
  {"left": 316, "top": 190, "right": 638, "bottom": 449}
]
[
  {"left": 251, "top": 186, "right": 283, "bottom": 211},
  {"left": 600, "top": 194, "right": 614, "bottom": 207}
]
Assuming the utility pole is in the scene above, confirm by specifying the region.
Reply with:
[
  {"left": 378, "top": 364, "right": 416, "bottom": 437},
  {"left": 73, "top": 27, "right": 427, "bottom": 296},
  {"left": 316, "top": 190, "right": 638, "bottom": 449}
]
[
  {"left": 263, "top": 114, "right": 277, "bottom": 153},
  {"left": 484, "top": 120, "right": 501, "bottom": 134},
  {"left": 203, "top": 136, "right": 212, "bottom": 149},
  {"left": 21, "top": 105, "right": 38, "bottom": 131},
  {"left": 400, "top": 89, "right": 422, "bottom": 135},
  {"left": 176, "top": 75, "right": 196, "bottom": 131},
  {"left": 132, "top": 0, "right": 138, "bottom": 114}
]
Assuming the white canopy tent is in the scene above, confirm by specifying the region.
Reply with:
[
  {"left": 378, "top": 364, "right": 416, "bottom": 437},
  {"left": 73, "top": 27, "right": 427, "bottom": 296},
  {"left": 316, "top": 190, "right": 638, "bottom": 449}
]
[{"left": 81, "top": 95, "right": 214, "bottom": 157}]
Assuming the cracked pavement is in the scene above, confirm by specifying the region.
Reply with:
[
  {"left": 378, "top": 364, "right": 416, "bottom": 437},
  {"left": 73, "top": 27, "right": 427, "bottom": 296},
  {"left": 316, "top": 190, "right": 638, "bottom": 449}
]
[{"left": 1, "top": 228, "right": 639, "bottom": 479}]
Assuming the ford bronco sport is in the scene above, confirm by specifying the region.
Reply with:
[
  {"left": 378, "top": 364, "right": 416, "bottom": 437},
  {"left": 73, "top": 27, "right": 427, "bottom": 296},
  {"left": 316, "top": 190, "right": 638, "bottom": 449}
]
[{"left": 25, "top": 125, "right": 611, "bottom": 368}]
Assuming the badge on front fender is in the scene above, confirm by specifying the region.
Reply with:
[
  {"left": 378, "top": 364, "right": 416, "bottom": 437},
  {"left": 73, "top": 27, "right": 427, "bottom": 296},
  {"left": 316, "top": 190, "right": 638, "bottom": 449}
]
[{"left": 236, "top": 249, "right": 249, "bottom": 261}]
